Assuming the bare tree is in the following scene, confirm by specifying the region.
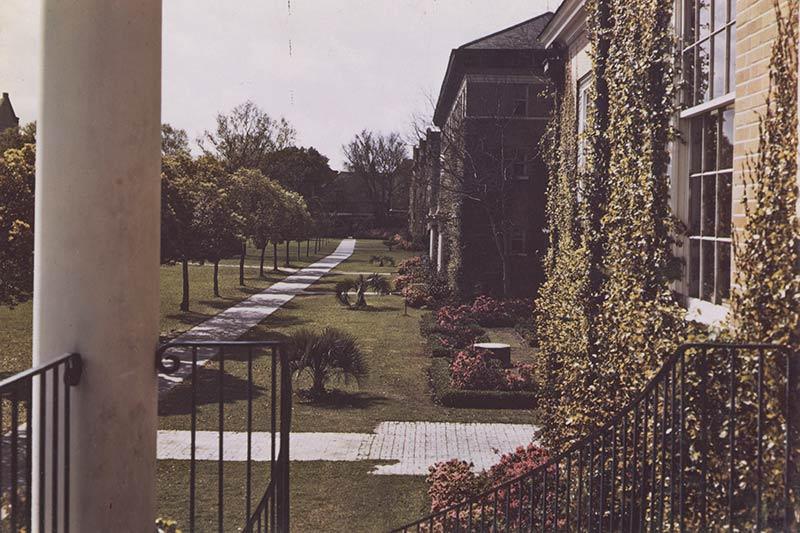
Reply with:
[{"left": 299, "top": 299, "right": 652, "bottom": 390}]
[
  {"left": 342, "top": 130, "right": 408, "bottom": 224},
  {"left": 200, "top": 100, "right": 296, "bottom": 172}
]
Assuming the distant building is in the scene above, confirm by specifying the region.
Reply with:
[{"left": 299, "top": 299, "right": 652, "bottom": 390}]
[
  {"left": 323, "top": 169, "right": 410, "bottom": 235},
  {"left": 412, "top": 13, "right": 555, "bottom": 297},
  {"left": 0, "top": 92, "right": 20, "bottom": 132}
]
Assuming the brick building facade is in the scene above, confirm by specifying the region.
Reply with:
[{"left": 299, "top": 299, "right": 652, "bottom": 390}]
[
  {"left": 538, "top": 0, "right": 798, "bottom": 324},
  {"left": 410, "top": 14, "right": 555, "bottom": 297}
]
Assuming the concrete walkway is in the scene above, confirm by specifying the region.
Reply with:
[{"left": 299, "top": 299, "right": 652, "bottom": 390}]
[
  {"left": 157, "top": 421, "right": 538, "bottom": 475},
  {"left": 158, "top": 239, "right": 356, "bottom": 394}
]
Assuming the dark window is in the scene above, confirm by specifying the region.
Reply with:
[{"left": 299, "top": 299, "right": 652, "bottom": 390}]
[
  {"left": 682, "top": 0, "right": 736, "bottom": 107},
  {"left": 510, "top": 229, "right": 527, "bottom": 254},
  {"left": 513, "top": 99, "right": 527, "bottom": 117}
]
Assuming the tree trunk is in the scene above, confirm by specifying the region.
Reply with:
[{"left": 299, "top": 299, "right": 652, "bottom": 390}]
[
  {"left": 306, "top": 239, "right": 310, "bottom": 256},
  {"left": 285, "top": 241, "right": 290, "bottom": 267},
  {"left": 260, "top": 246, "right": 266, "bottom": 277},
  {"left": 273, "top": 242, "right": 279, "bottom": 271},
  {"left": 213, "top": 260, "right": 220, "bottom": 297},
  {"left": 296, "top": 240, "right": 301, "bottom": 259},
  {"left": 500, "top": 255, "right": 510, "bottom": 298},
  {"left": 180, "top": 258, "right": 190, "bottom": 311},
  {"left": 239, "top": 241, "right": 246, "bottom": 286}
]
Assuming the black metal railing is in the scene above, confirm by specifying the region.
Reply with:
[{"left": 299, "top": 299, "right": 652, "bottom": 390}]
[
  {"left": 0, "top": 352, "right": 82, "bottom": 533},
  {"left": 393, "top": 343, "right": 798, "bottom": 532},
  {"left": 157, "top": 340, "right": 291, "bottom": 533}
]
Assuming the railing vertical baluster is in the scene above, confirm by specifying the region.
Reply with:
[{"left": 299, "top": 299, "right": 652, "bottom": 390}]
[
  {"left": 493, "top": 487, "right": 498, "bottom": 532},
  {"left": 505, "top": 483, "right": 510, "bottom": 533},
  {"left": 540, "top": 467, "right": 547, "bottom": 532},
  {"left": 640, "top": 394, "right": 649, "bottom": 532},
  {"left": 727, "top": 347, "right": 736, "bottom": 531},
  {"left": 577, "top": 447, "right": 584, "bottom": 532},
  {"left": 218, "top": 348, "right": 225, "bottom": 533},
  {"left": 756, "top": 347, "right": 764, "bottom": 531},
  {"left": 52, "top": 367, "right": 59, "bottom": 532},
  {"left": 659, "top": 373, "right": 668, "bottom": 529},
  {"left": 678, "top": 349, "right": 686, "bottom": 533},
  {"left": 699, "top": 347, "right": 708, "bottom": 530},
  {"left": 280, "top": 346, "right": 292, "bottom": 532},
  {"left": 247, "top": 346, "right": 253, "bottom": 525},
  {"left": 611, "top": 425, "right": 617, "bottom": 531},
  {"left": 553, "top": 460, "right": 559, "bottom": 532},
  {"left": 11, "top": 385, "right": 19, "bottom": 532},
  {"left": 621, "top": 413, "right": 628, "bottom": 530},
  {"left": 64, "top": 361, "right": 71, "bottom": 533},
  {"left": 39, "top": 371, "right": 47, "bottom": 531},
  {"left": 669, "top": 362, "right": 676, "bottom": 532},
  {"left": 26, "top": 381, "right": 33, "bottom": 533},
  {"left": 190, "top": 347, "right": 197, "bottom": 533},
  {"left": 565, "top": 452, "right": 572, "bottom": 530},
  {"left": 270, "top": 347, "right": 277, "bottom": 533},
  {"left": 783, "top": 347, "right": 793, "bottom": 532},
  {"left": 588, "top": 438, "right": 594, "bottom": 531},
  {"left": 650, "top": 388, "right": 658, "bottom": 532},
  {"left": 468, "top": 499, "right": 473, "bottom": 532},
  {"left": 600, "top": 433, "right": 606, "bottom": 533},
  {"left": 630, "top": 405, "right": 639, "bottom": 533}
]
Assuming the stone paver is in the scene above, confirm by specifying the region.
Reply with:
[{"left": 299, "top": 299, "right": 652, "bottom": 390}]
[
  {"left": 158, "top": 239, "right": 356, "bottom": 394},
  {"left": 157, "top": 421, "right": 538, "bottom": 475}
]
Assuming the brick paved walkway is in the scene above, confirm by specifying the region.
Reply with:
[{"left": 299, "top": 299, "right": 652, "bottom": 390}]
[{"left": 157, "top": 421, "right": 538, "bottom": 475}]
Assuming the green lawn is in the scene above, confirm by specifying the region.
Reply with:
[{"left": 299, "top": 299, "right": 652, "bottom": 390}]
[{"left": 0, "top": 239, "right": 341, "bottom": 373}]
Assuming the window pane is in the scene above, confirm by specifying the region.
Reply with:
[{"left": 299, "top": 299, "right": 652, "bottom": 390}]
[
  {"left": 683, "top": 50, "right": 696, "bottom": 106},
  {"left": 702, "top": 174, "right": 716, "bottom": 235},
  {"left": 728, "top": 25, "right": 737, "bottom": 92},
  {"left": 703, "top": 112, "right": 718, "bottom": 172},
  {"left": 714, "top": 0, "right": 727, "bottom": 31},
  {"left": 717, "top": 172, "right": 732, "bottom": 237},
  {"left": 720, "top": 108, "right": 734, "bottom": 168},
  {"left": 717, "top": 242, "right": 731, "bottom": 303},
  {"left": 713, "top": 30, "right": 727, "bottom": 98},
  {"left": 701, "top": 240, "right": 715, "bottom": 300},
  {"left": 729, "top": 0, "right": 737, "bottom": 21},
  {"left": 689, "top": 176, "right": 702, "bottom": 235},
  {"left": 689, "top": 239, "right": 700, "bottom": 297},
  {"left": 690, "top": 116, "right": 703, "bottom": 174},
  {"left": 698, "top": 0, "right": 711, "bottom": 39},
  {"left": 684, "top": 0, "right": 696, "bottom": 42},
  {"left": 697, "top": 38, "right": 711, "bottom": 104}
]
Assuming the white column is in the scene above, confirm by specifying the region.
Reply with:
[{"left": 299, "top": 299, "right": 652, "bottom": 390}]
[
  {"left": 437, "top": 231, "right": 445, "bottom": 272},
  {"left": 429, "top": 226, "right": 437, "bottom": 262},
  {"left": 33, "top": 1, "right": 162, "bottom": 531}
]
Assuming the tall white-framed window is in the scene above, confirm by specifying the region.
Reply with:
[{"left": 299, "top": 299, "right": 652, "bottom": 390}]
[
  {"left": 576, "top": 75, "right": 592, "bottom": 170},
  {"left": 681, "top": 0, "right": 736, "bottom": 106}
]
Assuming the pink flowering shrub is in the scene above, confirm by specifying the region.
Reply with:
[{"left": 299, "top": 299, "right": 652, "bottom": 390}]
[
  {"left": 393, "top": 274, "right": 414, "bottom": 291},
  {"left": 450, "top": 350, "right": 537, "bottom": 392},
  {"left": 402, "top": 284, "right": 433, "bottom": 308},
  {"left": 469, "top": 295, "right": 534, "bottom": 327},
  {"left": 426, "top": 443, "right": 551, "bottom": 529},
  {"left": 449, "top": 349, "right": 504, "bottom": 390},
  {"left": 397, "top": 256, "right": 427, "bottom": 275}
]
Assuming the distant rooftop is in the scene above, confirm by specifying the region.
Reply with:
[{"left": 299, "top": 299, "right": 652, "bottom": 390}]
[
  {"left": 458, "top": 12, "right": 554, "bottom": 50},
  {"left": 0, "top": 92, "right": 20, "bottom": 132}
]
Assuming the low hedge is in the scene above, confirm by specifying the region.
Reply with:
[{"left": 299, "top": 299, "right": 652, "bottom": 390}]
[{"left": 428, "top": 358, "right": 538, "bottom": 409}]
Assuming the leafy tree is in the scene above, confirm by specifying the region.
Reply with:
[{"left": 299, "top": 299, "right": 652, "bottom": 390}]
[
  {"left": 192, "top": 157, "right": 246, "bottom": 297},
  {"left": 161, "top": 153, "right": 203, "bottom": 311},
  {"left": 287, "top": 327, "right": 367, "bottom": 400},
  {"left": 261, "top": 146, "right": 336, "bottom": 212},
  {"left": 0, "top": 143, "right": 35, "bottom": 306},
  {"left": 342, "top": 130, "right": 409, "bottom": 224},
  {"left": 0, "top": 122, "right": 36, "bottom": 156},
  {"left": 199, "top": 101, "right": 296, "bottom": 172},
  {"left": 161, "top": 123, "right": 190, "bottom": 157}
]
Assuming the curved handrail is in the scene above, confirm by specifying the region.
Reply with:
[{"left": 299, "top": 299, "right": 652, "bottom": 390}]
[{"left": 392, "top": 342, "right": 796, "bottom": 532}]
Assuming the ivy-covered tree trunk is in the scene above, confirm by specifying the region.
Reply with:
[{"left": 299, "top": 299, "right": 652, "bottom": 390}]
[
  {"left": 180, "top": 258, "right": 190, "bottom": 311},
  {"left": 213, "top": 260, "right": 220, "bottom": 297},
  {"left": 239, "top": 241, "right": 246, "bottom": 286},
  {"left": 259, "top": 246, "right": 266, "bottom": 277}
]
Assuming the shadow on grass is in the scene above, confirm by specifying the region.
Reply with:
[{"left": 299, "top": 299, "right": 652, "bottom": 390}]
[
  {"left": 158, "top": 364, "right": 269, "bottom": 416},
  {"left": 295, "top": 389, "right": 390, "bottom": 410}
]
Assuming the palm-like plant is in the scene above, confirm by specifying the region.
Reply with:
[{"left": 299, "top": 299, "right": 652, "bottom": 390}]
[
  {"left": 287, "top": 327, "right": 367, "bottom": 399},
  {"left": 335, "top": 274, "right": 391, "bottom": 308}
]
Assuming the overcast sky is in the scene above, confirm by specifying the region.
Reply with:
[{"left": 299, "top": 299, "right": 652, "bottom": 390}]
[{"left": 1, "top": 0, "right": 554, "bottom": 169}]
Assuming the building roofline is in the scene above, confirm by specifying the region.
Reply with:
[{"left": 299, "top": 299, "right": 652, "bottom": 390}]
[
  {"left": 538, "top": 0, "right": 586, "bottom": 47},
  {"left": 457, "top": 11, "right": 554, "bottom": 50}
]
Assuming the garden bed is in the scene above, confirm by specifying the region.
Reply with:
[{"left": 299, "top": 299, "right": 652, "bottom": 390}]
[{"left": 428, "top": 358, "right": 538, "bottom": 409}]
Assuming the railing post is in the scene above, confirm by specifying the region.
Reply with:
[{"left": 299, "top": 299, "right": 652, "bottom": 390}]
[
  {"left": 33, "top": 1, "right": 162, "bottom": 530},
  {"left": 279, "top": 345, "right": 292, "bottom": 532}
]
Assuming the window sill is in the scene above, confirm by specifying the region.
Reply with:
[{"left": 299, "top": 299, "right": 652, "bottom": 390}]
[
  {"left": 679, "top": 92, "right": 735, "bottom": 119},
  {"left": 684, "top": 297, "right": 728, "bottom": 326}
]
